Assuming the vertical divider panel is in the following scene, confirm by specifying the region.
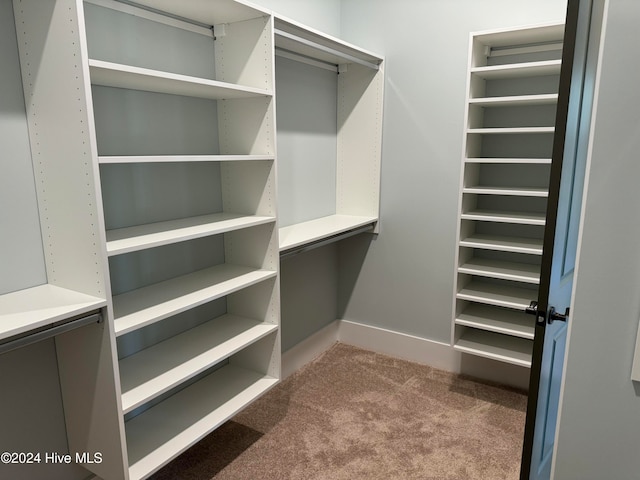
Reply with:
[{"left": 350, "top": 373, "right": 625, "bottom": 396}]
[
  {"left": 336, "top": 63, "right": 385, "bottom": 224},
  {"left": 13, "top": 0, "right": 127, "bottom": 478}
]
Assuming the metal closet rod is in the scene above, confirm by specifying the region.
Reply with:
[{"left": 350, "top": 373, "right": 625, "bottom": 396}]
[
  {"left": 274, "top": 29, "right": 380, "bottom": 71},
  {"left": 0, "top": 311, "right": 103, "bottom": 356},
  {"left": 275, "top": 48, "right": 339, "bottom": 73}
]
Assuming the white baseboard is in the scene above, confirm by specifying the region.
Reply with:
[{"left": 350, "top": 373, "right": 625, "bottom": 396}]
[
  {"left": 282, "top": 319, "right": 530, "bottom": 390},
  {"left": 281, "top": 321, "right": 339, "bottom": 379}
]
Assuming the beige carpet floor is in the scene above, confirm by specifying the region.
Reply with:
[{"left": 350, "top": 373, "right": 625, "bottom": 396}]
[{"left": 151, "top": 343, "right": 527, "bottom": 480}]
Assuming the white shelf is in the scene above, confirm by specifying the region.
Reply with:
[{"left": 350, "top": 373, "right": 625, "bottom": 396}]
[
  {"left": 98, "top": 154, "right": 274, "bottom": 164},
  {"left": 468, "top": 126, "right": 555, "bottom": 134},
  {"left": 126, "top": 364, "right": 278, "bottom": 480},
  {"left": 454, "top": 328, "right": 533, "bottom": 368},
  {"left": 469, "top": 93, "right": 558, "bottom": 107},
  {"left": 465, "top": 157, "right": 552, "bottom": 164},
  {"left": 279, "top": 214, "right": 377, "bottom": 252},
  {"left": 458, "top": 257, "right": 541, "bottom": 284},
  {"left": 106, "top": 213, "right": 275, "bottom": 256},
  {"left": 119, "top": 314, "right": 277, "bottom": 414},
  {"left": 456, "top": 304, "right": 535, "bottom": 340},
  {"left": 457, "top": 279, "right": 537, "bottom": 310},
  {"left": 463, "top": 186, "right": 548, "bottom": 197},
  {"left": 89, "top": 59, "right": 272, "bottom": 100},
  {"left": 470, "top": 59, "right": 562, "bottom": 79},
  {"left": 460, "top": 233, "right": 543, "bottom": 255},
  {"left": 0, "top": 285, "right": 106, "bottom": 341},
  {"left": 113, "top": 265, "right": 276, "bottom": 336},
  {"left": 461, "top": 209, "right": 546, "bottom": 225}
]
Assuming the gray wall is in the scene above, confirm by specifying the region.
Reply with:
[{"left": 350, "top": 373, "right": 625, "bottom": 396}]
[
  {"left": 337, "top": 0, "right": 567, "bottom": 341},
  {"left": 553, "top": 2, "right": 640, "bottom": 478}
]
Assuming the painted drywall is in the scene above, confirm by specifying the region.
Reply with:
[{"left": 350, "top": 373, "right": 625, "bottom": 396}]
[
  {"left": 337, "top": 0, "right": 568, "bottom": 342},
  {"left": 553, "top": 1, "right": 640, "bottom": 478},
  {"left": 248, "top": 0, "right": 341, "bottom": 37}
]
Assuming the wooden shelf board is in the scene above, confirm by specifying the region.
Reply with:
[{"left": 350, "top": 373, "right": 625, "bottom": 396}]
[
  {"left": 279, "top": 214, "right": 377, "bottom": 252},
  {"left": 461, "top": 209, "right": 546, "bottom": 225},
  {"left": 468, "top": 127, "right": 555, "bottom": 134},
  {"left": 113, "top": 265, "right": 276, "bottom": 336},
  {"left": 469, "top": 93, "right": 558, "bottom": 107},
  {"left": 89, "top": 59, "right": 272, "bottom": 100},
  {"left": 98, "top": 154, "right": 274, "bottom": 164},
  {"left": 465, "top": 158, "right": 552, "bottom": 164},
  {"left": 463, "top": 186, "right": 548, "bottom": 197},
  {"left": 106, "top": 214, "right": 275, "bottom": 256},
  {"left": 460, "top": 234, "right": 543, "bottom": 255},
  {"left": 454, "top": 328, "right": 533, "bottom": 368},
  {"left": 470, "top": 59, "right": 562, "bottom": 79},
  {"left": 126, "top": 364, "right": 278, "bottom": 480},
  {"left": 457, "top": 279, "right": 537, "bottom": 310},
  {"left": 120, "top": 315, "right": 277, "bottom": 414},
  {"left": 0, "top": 284, "right": 106, "bottom": 341},
  {"left": 456, "top": 303, "right": 535, "bottom": 339},
  {"left": 458, "top": 257, "right": 541, "bottom": 284}
]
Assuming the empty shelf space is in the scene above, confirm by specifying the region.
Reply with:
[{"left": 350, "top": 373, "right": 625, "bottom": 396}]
[
  {"left": 465, "top": 157, "right": 552, "bottom": 165},
  {"left": 279, "top": 214, "right": 377, "bottom": 252},
  {"left": 461, "top": 209, "right": 546, "bottom": 225},
  {"left": 106, "top": 213, "right": 276, "bottom": 256},
  {"left": 456, "top": 304, "right": 535, "bottom": 339},
  {"left": 98, "top": 154, "right": 274, "bottom": 164},
  {"left": 113, "top": 265, "right": 277, "bottom": 336},
  {"left": 119, "top": 315, "right": 277, "bottom": 414},
  {"left": 0, "top": 284, "right": 106, "bottom": 341},
  {"left": 460, "top": 233, "right": 543, "bottom": 255},
  {"left": 454, "top": 328, "right": 533, "bottom": 367},
  {"left": 89, "top": 59, "right": 272, "bottom": 100},
  {"left": 458, "top": 258, "right": 540, "bottom": 284},
  {"left": 126, "top": 363, "right": 278, "bottom": 480},
  {"left": 470, "top": 59, "right": 562, "bottom": 79},
  {"left": 469, "top": 93, "right": 558, "bottom": 107},
  {"left": 463, "top": 186, "right": 548, "bottom": 197},
  {"left": 468, "top": 127, "right": 555, "bottom": 134},
  {"left": 457, "top": 279, "right": 537, "bottom": 310}
]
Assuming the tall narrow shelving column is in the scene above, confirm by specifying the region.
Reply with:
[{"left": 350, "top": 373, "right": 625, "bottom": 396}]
[{"left": 453, "top": 24, "right": 564, "bottom": 369}]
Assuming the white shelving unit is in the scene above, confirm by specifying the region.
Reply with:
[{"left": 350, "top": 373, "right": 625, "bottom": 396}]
[
  {"left": 273, "top": 16, "right": 385, "bottom": 254},
  {"left": 453, "top": 23, "right": 564, "bottom": 369}
]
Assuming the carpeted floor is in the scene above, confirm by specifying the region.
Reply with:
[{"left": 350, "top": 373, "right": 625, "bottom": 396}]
[{"left": 151, "top": 343, "right": 527, "bottom": 480}]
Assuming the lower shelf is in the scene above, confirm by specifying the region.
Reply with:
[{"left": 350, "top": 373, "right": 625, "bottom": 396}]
[
  {"left": 456, "top": 303, "right": 535, "bottom": 339},
  {"left": 454, "top": 328, "right": 533, "bottom": 368},
  {"left": 126, "top": 363, "right": 278, "bottom": 480},
  {"left": 457, "top": 279, "right": 537, "bottom": 310}
]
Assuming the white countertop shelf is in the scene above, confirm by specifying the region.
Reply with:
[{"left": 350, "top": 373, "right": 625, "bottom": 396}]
[
  {"left": 457, "top": 279, "right": 537, "bottom": 310},
  {"left": 458, "top": 257, "right": 541, "bottom": 284},
  {"left": 460, "top": 233, "right": 543, "bottom": 255},
  {"left": 456, "top": 303, "right": 535, "bottom": 339},
  {"left": 454, "top": 328, "right": 533, "bottom": 368},
  {"left": 0, "top": 284, "right": 106, "bottom": 341},
  {"left": 89, "top": 59, "right": 272, "bottom": 100},
  {"left": 106, "top": 214, "right": 275, "bottom": 256},
  {"left": 279, "top": 214, "right": 377, "bottom": 252},
  {"left": 113, "top": 265, "right": 276, "bottom": 336},
  {"left": 119, "top": 314, "right": 277, "bottom": 414},
  {"left": 126, "top": 363, "right": 278, "bottom": 480}
]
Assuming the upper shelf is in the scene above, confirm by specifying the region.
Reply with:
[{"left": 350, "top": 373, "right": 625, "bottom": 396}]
[
  {"left": 274, "top": 16, "right": 383, "bottom": 69},
  {"left": 89, "top": 60, "right": 272, "bottom": 100},
  {"left": 0, "top": 284, "right": 106, "bottom": 341},
  {"left": 470, "top": 59, "right": 562, "bottom": 79},
  {"left": 98, "top": 154, "right": 274, "bottom": 164},
  {"left": 279, "top": 214, "right": 377, "bottom": 253},
  {"left": 469, "top": 93, "right": 558, "bottom": 107},
  {"left": 468, "top": 127, "right": 555, "bottom": 135}
]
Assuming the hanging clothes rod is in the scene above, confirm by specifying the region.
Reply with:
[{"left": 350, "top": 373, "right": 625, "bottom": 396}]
[
  {"left": 280, "top": 223, "right": 375, "bottom": 259},
  {"left": 274, "top": 29, "right": 380, "bottom": 71},
  {"left": 0, "top": 311, "right": 103, "bottom": 356},
  {"left": 275, "top": 48, "right": 339, "bottom": 73}
]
